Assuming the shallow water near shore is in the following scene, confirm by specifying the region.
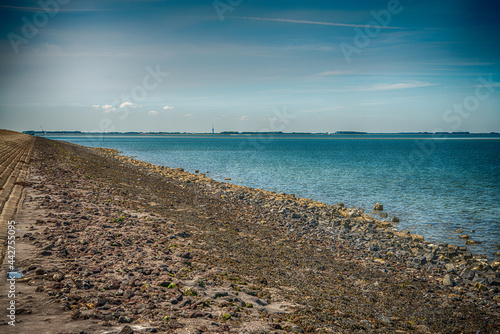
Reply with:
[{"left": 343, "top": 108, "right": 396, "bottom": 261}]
[{"left": 47, "top": 134, "right": 500, "bottom": 259}]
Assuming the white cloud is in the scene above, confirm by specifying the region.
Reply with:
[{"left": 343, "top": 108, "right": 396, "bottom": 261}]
[
  {"left": 92, "top": 102, "right": 142, "bottom": 113},
  {"left": 237, "top": 115, "right": 249, "bottom": 121},
  {"left": 314, "top": 70, "right": 350, "bottom": 76},
  {"left": 184, "top": 114, "right": 193, "bottom": 117},
  {"left": 163, "top": 105, "right": 175, "bottom": 110},
  {"left": 120, "top": 102, "right": 141, "bottom": 109},
  {"left": 101, "top": 104, "right": 116, "bottom": 113},
  {"left": 148, "top": 110, "right": 159, "bottom": 116}
]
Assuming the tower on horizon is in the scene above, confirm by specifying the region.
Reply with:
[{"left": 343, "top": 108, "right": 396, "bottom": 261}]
[{"left": 212, "top": 125, "right": 214, "bottom": 134}]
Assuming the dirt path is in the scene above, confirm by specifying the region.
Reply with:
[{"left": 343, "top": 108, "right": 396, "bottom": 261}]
[{"left": 0, "top": 130, "right": 34, "bottom": 261}]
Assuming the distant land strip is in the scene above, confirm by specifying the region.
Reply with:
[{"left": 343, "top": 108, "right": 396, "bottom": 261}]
[{"left": 21, "top": 130, "right": 500, "bottom": 137}]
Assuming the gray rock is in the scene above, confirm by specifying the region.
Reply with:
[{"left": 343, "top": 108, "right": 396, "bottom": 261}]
[
  {"left": 254, "top": 298, "right": 267, "bottom": 306},
  {"left": 445, "top": 263, "right": 456, "bottom": 273},
  {"left": 35, "top": 268, "right": 46, "bottom": 275},
  {"left": 458, "top": 268, "right": 472, "bottom": 281},
  {"left": 360, "top": 320, "right": 372, "bottom": 329},
  {"left": 487, "top": 277, "right": 500, "bottom": 286},
  {"left": 375, "top": 313, "right": 392, "bottom": 324},
  {"left": 424, "top": 252, "right": 435, "bottom": 262},
  {"left": 463, "top": 251, "right": 473, "bottom": 260},
  {"left": 119, "top": 325, "right": 134, "bottom": 334},
  {"left": 123, "top": 290, "right": 135, "bottom": 299},
  {"left": 118, "top": 315, "right": 133, "bottom": 323},
  {"left": 443, "top": 274, "right": 454, "bottom": 286},
  {"left": 179, "top": 252, "right": 191, "bottom": 259},
  {"left": 472, "top": 276, "right": 486, "bottom": 284}
]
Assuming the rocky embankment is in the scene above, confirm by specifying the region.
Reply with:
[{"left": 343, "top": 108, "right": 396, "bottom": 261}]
[
  {"left": 94, "top": 146, "right": 500, "bottom": 299},
  {"left": 1, "top": 136, "right": 499, "bottom": 333}
]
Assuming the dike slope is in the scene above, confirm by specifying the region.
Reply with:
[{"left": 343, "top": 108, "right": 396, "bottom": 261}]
[{"left": 0, "top": 130, "right": 34, "bottom": 261}]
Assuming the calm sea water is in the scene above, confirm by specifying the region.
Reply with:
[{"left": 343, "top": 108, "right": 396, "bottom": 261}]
[{"left": 47, "top": 134, "right": 500, "bottom": 259}]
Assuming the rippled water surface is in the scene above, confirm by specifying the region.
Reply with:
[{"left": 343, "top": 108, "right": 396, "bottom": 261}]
[{"left": 48, "top": 134, "right": 500, "bottom": 258}]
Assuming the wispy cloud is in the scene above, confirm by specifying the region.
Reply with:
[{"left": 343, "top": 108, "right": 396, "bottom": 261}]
[
  {"left": 300, "top": 106, "right": 344, "bottom": 113},
  {"left": 163, "top": 105, "right": 175, "bottom": 110},
  {"left": 265, "top": 82, "right": 436, "bottom": 94},
  {"left": 314, "top": 70, "right": 351, "bottom": 76},
  {"left": 234, "top": 17, "right": 405, "bottom": 29},
  {"left": 236, "top": 115, "right": 249, "bottom": 121},
  {"left": 359, "top": 102, "right": 386, "bottom": 106},
  {"left": 474, "top": 82, "right": 500, "bottom": 88},
  {"left": 0, "top": 5, "right": 103, "bottom": 12},
  {"left": 358, "top": 81, "right": 436, "bottom": 91},
  {"left": 148, "top": 110, "right": 159, "bottom": 116},
  {"left": 421, "top": 61, "right": 495, "bottom": 66}
]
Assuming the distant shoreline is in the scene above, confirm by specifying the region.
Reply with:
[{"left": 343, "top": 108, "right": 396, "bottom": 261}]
[{"left": 22, "top": 130, "right": 500, "bottom": 140}]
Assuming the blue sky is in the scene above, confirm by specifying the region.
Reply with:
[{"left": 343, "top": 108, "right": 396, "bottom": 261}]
[{"left": 0, "top": 0, "right": 499, "bottom": 133}]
